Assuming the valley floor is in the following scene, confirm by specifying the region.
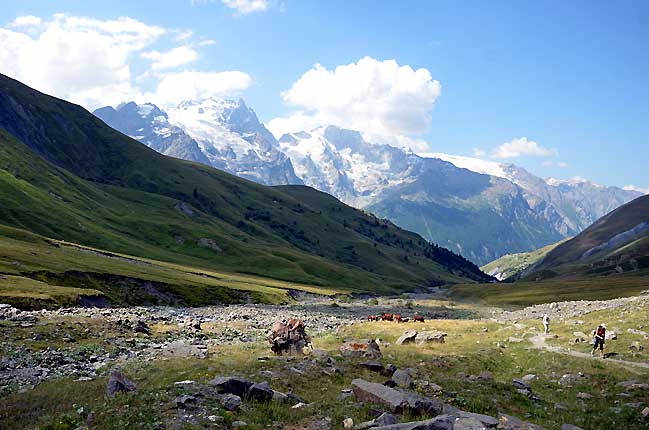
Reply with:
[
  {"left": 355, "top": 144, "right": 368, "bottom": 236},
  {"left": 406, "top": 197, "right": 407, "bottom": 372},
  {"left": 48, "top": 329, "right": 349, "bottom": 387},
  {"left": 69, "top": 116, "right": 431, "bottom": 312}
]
[{"left": 1, "top": 294, "right": 648, "bottom": 430}]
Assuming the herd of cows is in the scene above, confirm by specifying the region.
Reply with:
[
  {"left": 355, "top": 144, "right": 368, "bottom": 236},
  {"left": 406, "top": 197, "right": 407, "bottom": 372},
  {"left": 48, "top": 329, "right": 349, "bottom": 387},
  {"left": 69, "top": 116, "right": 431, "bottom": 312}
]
[{"left": 366, "top": 313, "right": 425, "bottom": 323}]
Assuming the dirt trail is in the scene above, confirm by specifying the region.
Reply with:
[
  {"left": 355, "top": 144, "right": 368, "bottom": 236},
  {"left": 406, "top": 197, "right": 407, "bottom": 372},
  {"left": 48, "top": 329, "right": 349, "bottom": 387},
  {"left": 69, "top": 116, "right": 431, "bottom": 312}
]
[{"left": 529, "top": 334, "right": 649, "bottom": 370}]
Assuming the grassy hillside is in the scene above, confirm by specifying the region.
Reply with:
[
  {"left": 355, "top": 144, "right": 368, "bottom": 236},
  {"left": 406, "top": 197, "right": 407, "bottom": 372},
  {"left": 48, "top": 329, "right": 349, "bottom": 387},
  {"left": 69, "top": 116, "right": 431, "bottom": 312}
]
[
  {"left": 480, "top": 238, "right": 570, "bottom": 281},
  {"left": 526, "top": 194, "right": 649, "bottom": 280},
  {"left": 0, "top": 223, "right": 341, "bottom": 309},
  {"left": 0, "top": 73, "right": 490, "bottom": 300},
  {"left": 448, "top": 277, "right": 649, "bottom": 308}
]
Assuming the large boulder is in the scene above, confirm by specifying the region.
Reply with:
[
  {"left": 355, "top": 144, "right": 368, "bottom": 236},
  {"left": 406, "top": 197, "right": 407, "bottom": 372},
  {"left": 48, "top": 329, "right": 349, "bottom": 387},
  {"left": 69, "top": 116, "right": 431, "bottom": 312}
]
[
  {"left": 248, "top": 382, "right": 274, "bottom": 402},
  {"left": 106, "top": 371, "right": 137, "bottom": 397},
  {"left": 268, "top": 319, "right": 311, "bottom": 355},
  {"left": 396, "top": 330, "right": 418, "bottom": 345},
  {"left": 350, "top": 378, "right": 442, "bottom": 415},
  {"left": 351, "top": 378, "right": 404, "bottom": 412},
  {"left": 341, "top": 340, "right": 382, "bottom": 359},
  {"left": 209, "top": 376, "right": 252, "bottom": 397},
  {"left": 415, "top": 331, "right": 447, "bottom": 345}
]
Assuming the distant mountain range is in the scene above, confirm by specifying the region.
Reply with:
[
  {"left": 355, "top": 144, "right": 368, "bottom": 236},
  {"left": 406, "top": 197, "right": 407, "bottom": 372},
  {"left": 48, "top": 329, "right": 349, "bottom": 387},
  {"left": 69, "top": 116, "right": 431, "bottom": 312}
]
[{"left": 94, "top": 100, "right": 643, "bottom": 265}]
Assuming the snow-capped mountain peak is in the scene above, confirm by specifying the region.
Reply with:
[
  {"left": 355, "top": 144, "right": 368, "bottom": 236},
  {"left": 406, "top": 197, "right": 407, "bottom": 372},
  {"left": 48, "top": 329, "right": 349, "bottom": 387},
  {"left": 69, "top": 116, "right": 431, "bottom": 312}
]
[{"left": 95, "top": 99, "right": 302, "bottom": 186}]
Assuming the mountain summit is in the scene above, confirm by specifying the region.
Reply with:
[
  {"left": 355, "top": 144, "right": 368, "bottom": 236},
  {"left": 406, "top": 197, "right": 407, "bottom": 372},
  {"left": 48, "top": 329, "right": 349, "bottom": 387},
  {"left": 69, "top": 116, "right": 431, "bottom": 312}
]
[{"left": 95, "top": 98, "right": 302, "bottom": 186}]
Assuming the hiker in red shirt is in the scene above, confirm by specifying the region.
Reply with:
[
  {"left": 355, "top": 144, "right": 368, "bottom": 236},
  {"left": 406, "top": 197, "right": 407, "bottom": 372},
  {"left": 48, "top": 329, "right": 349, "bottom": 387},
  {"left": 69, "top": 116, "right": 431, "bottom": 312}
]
[{"left": 591, "top": 324, "right": 607, "bottom": 357}]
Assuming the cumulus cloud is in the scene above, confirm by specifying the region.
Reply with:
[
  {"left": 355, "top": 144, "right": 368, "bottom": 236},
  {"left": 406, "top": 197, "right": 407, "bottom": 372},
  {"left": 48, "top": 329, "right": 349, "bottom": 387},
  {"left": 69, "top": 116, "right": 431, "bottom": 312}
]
[
  {"left": 9, "top": 15, "right": 42, "bottom": 27},
  {"left": 0, "top": 14, "right": 252, "bottom": 110},
  {"left": 623, "top": 185, "right": 649, "bottom": 194},
  {"left": 154, "top": 71, "right": 252, "bottom": 107},
  {"left": 0, "top": 14, "right": 165, "bottom": 108},
  {"left": 142, "top": 45, "right": 198, "bottom": 70},
  {"left": 222, "top": 0, "right": 269, "bottom": 15},
  {"left": 267, "top": 57, "right": 441, "bottom": 150},
  {"left": 490, "top": 137, "right": 556, "bottom": 159}
]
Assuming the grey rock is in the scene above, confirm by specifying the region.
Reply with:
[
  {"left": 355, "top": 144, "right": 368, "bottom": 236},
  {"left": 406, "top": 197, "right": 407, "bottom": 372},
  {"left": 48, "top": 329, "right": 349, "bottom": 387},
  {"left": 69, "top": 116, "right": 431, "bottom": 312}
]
[
  {"left": 392, "top": 368, "right": 414, "bottom": 388},
  {"left": 106, "top": 371, "right": 136, "bottom": 397},
  {"left": 561, "top": 425, "right": 584, "bottom": 430},
  {"left": 247, "top": 382, "right": 273, "bottom": 402},
  {"left": 396, "top": 330, "right": 418, "bottom": 345},
  {"left": 415, "top": 331, "right": 447, "bottom": 345},
  {"left": 209, "top": 376, "right": 252, "bottom": 397},
  {"left": 220, "top": 393, "right": 242, "bottom": 411},
  {"left": 370, "top": 415, "right": 455, "bottom": 430},
  {"left": 512, "top": 379, "right": 532, "bottom": 391},
  {"left": 351, "top": 378, "right": 442, "bottom": 415},
  {"left": 173, "top": 395, "right": 197, "bottom": 408}
]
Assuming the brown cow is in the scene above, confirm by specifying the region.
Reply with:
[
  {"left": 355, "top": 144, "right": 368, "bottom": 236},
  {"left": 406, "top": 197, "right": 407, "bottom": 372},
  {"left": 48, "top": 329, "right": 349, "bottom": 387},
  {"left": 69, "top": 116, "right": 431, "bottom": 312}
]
[
  {"left": 394, "top": 314, "right": 403, "bottom": 323},
  {"left": 381, "top": 313, "right": 394, "bottom": 321},
  {"left": 414, "top": 315, "right": 425, "bottom": 323}
]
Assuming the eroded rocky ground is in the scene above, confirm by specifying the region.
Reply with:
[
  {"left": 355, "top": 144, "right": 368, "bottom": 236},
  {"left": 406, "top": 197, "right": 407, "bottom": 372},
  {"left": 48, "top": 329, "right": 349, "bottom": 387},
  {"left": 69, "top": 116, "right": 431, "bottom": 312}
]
[{"left": 1, "top": 294, "right": 648, "bottom": 430}]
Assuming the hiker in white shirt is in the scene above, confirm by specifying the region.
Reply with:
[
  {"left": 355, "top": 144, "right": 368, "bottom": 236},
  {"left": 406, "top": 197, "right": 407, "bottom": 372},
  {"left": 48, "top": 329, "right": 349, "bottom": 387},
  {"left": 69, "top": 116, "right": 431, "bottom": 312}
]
[{"left": 542, "top": 314, "right": 550, "bottom": 334}]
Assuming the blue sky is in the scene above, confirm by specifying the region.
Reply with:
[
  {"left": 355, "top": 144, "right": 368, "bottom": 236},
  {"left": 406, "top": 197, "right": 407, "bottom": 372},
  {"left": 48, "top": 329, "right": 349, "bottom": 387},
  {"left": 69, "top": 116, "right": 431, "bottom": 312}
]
[{"left": 1, "top": 0, "right": 648, "bottom": 191}]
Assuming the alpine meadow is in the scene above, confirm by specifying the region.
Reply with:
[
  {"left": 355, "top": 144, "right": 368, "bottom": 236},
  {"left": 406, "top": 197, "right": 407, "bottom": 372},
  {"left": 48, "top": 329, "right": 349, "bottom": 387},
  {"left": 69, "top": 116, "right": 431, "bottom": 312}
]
[{"left": 0, "top": 3, "right": 648, "bottom": 430}]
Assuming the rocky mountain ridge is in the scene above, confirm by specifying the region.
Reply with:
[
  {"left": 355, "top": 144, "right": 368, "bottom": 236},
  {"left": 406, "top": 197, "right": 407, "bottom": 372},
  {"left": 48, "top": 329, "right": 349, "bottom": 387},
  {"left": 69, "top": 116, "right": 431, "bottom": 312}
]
[{"left": 93, "top": 100, "right": 642, "bottom": 265}]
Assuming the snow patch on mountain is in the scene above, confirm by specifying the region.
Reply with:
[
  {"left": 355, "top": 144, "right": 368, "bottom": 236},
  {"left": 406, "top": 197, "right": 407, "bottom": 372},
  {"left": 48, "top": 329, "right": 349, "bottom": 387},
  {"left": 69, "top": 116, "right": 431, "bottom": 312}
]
[{"left": 419, "top": 152, "right": 511, "bottom": 180}]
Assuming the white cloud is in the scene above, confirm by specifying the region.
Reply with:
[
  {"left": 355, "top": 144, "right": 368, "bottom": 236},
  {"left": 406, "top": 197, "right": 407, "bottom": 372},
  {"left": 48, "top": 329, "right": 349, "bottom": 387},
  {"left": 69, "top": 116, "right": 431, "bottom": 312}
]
[
  {"left": 9, "top": 15, "right": 42, "bottom": 27},
  {"left": 542, "top": 160, "right": 554, "bottom": 167},
  {"left": 222, "top": 0, "right": 269, "bottom": 15},
  {"left": 142, "top": 45, "right": 198, "bottom": 70},
  {"left": 197, "top": 39, "right": 217, "bottom": 46},
  {"left": 623, "top": 185, "right": 649, "bottom": 195},
  {"left": 154, "top": 71, "right": 252, "bottom": 107},
  {"left": 491, "top": 137, "right": 555, "bottom": 159},
  {"left": 0, "top": 14, "right": 165, "bottom": 109},
  {"left": 267, "top": 57, "right": 441, "bottom": 151},
  {"left": 557, "top": 161, "right": 569, "bottom": 168},
  {"left": 0, "top": 14, "right": 251, "bottom": 111},
  {"left": 472, "top": 148, "right": 487, "bottom": 157}
]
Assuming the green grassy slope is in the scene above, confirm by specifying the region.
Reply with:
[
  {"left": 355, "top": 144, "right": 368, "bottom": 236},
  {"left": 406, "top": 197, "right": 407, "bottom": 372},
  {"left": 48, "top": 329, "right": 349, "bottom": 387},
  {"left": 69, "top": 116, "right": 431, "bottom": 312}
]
[
  {"left": 526, "top": 194, "right": 649, "bottom": 280},
  {"left": 449, "top": 277, "right": 649, "bottom": 308},
  {"left": 0, "top": 224, "right": 342, "bottom": 309},
  {"left": 0, "top": 73, "right": 490, "bottom": 299},
  {"left": 480, "top": 238, "right": 570, "bottom": 281}
]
